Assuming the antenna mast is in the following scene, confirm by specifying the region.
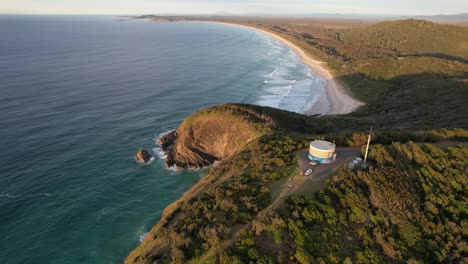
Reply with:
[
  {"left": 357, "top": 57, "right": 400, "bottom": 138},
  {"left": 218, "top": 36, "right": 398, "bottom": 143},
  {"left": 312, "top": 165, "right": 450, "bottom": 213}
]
[{"left": 364, "top": 126, "right": 373, "bottom": 163}]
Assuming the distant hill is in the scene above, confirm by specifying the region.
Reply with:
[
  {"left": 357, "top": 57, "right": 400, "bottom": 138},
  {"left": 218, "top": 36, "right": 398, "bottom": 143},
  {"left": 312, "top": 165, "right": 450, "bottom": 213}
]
[
  {"left": 252, "top": 18, "right": 468, "bottom": 129},
  {"left": 341, "top": 19, "right": 468, "bottom": 59},
  {"left": 399, "top": 13, "right": 468, "bottom": 26}
]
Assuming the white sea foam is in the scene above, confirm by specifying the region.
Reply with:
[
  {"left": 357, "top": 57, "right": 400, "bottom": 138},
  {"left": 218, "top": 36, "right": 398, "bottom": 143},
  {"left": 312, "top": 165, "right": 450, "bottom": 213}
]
[
  {"left": 267, "top": 85, "right": 292, "bottom": 96},
  {"left": 152, "top": 147, "right": 167, "bottom": 160},
  {"left": 139, "top": 232, "right": 148, "bottom": 243},
  {"left": 135, "top": 156, "right": 155, "bottom": 165},
  {"left": 153, "top": 129, "right": 175, "bottom": 144},
  {"left": 150, "top": 129, "right": 175, "bottom": 164},
  {"left": 256, "top": 95, "right": 283, "bottom": 108},
  {"left": 248, "top": 43, "right": 327, "bottom": 114},
  {"left": 1, "top": 194, "right": 15, "bottom": 198},
  {"left": 243, "top": 32, "right": 330, "bottom": 114},
  {"left": 266, "top": 67, "right": 278, "bottom": 77},
  {"left": 166, "top": 166, "right": 185, "bottom": 174}
]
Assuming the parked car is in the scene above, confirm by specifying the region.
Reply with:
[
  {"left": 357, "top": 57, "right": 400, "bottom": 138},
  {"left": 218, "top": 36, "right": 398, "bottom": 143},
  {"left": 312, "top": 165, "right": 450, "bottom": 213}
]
[{"left": 304, "top": 168, "right": 313, "bottom": 176}]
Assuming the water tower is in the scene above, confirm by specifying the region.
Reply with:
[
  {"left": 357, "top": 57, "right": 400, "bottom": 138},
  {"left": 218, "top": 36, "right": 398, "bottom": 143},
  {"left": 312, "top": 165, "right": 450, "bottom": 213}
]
[{"left": 308, "top": 140, "right": 336, "bottom": 164}]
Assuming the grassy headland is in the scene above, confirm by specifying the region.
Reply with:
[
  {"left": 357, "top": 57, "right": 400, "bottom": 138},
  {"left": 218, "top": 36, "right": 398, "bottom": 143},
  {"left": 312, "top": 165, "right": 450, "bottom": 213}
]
[
  {"left": 126, "top": 104, "right": 467, "bottom": 263},
  {"left": 126, "top": 17, "right": 468, "bottom": 263}
]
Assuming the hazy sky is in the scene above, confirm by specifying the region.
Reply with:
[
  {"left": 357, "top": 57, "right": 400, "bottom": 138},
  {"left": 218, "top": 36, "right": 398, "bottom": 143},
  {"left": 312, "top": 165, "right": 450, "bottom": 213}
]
[{"left": 0, "top": 0, "right": 466, "bottom": 15}]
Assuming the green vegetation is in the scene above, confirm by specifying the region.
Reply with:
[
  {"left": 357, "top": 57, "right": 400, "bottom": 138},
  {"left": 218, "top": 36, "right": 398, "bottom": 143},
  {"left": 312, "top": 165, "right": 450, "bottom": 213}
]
[
  {"left": 339, "top": 19, "right": 468, "bottom": 58},
  {"left": 126, "top": 133, "right": 307, "bottom": 263},
  {"left": 249, "top": 19, "right": 468, "bottom": 129},
  {"left": 126, "top": 17, "right": 468, "bottom": 264},
  {"left": 127, "top": 127, "right": 468, "bottom": 263},
  {"left": 223, "top": 142, "right": 467, "bottom": 264}
]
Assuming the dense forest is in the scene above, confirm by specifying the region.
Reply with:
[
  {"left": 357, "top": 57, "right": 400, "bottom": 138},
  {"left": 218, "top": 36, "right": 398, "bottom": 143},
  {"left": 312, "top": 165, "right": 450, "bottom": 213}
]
[{"left": 227, "top": 142, "right": 467, "bottom": 263}]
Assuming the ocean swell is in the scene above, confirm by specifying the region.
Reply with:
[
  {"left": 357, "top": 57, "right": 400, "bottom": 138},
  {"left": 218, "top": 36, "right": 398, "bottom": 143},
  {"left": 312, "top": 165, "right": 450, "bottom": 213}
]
[{"left": 244, "top": 33, "right": 326, "bottom": 114}]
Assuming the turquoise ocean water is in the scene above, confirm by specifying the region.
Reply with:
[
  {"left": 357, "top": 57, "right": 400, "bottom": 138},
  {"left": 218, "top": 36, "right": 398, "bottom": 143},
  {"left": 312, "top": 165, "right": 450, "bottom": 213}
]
[{"left": 0, "top": 16, "right": 325, "bottom": 263}]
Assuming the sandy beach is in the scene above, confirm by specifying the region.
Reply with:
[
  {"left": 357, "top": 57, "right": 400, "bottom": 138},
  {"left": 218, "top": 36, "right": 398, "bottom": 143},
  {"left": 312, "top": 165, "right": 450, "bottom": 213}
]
[{"left": 212, "top": 22, "right": 365, "bottom": 115}]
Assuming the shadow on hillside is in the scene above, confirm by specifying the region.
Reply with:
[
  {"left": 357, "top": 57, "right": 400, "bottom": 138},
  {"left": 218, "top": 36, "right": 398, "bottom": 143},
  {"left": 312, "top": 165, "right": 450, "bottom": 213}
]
[
  {"left": 401, "top": 53, "right": 468, "bottom": 64},
  {"left": 327, "top": 72, "right": 468, "bottom": 131}
]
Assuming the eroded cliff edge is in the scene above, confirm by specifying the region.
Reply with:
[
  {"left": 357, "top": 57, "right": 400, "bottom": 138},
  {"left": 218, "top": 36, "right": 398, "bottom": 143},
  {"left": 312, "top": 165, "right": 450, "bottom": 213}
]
[
  {"left": 125, "top": 104, "right": 325, "bottom": 263},
  {"left": 157, "top": 104, "right": 324, "bottom": 169},
  {"left": 126, "top": 103, "right": 468, "bottom": 264}
]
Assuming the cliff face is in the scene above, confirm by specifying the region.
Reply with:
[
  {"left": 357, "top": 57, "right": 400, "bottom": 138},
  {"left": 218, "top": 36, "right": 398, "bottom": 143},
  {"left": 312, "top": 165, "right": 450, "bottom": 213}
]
[
  {"left": 125, "top": 104, "right": 326, "bottom": 263},
  {"left": 157, "top": 104, "right": 322, "bottom": 169},
  {"left": 126, "top": 117, "right": 468, "bottom": 264}
]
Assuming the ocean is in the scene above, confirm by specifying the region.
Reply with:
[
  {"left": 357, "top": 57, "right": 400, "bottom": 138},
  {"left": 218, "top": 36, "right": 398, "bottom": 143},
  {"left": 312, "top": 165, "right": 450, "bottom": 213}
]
[{"left": 0, "top": 15, "right": 325, "bottom": 263}]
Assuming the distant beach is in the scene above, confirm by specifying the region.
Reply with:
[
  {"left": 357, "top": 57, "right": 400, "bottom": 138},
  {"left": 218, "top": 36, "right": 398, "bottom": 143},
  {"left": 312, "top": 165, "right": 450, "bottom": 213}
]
[{"left": 210, "top": 21, "right": 365, "bottom": 115}]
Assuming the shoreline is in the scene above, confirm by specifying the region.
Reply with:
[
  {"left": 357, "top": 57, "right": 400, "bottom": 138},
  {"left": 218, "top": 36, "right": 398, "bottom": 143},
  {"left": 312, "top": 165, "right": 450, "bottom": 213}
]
[{"left": 206, "top": 21, "right": 365, "bottom": 115}]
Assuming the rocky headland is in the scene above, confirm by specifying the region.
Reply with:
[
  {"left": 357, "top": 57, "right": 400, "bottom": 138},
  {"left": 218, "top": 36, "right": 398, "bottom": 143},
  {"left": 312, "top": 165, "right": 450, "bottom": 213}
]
[{"left": 156, "top": 104, "right": 325, "bottom": 169}]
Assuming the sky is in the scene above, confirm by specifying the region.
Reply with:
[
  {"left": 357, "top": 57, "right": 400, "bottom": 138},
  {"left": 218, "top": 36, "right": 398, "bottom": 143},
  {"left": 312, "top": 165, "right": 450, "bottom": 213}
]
[{"left": 0, "top": 0, "right": 466, "bottom": 16}]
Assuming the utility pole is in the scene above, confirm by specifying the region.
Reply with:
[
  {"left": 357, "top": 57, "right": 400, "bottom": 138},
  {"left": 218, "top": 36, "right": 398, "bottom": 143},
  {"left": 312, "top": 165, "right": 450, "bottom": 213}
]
[{"left": 364, "top": 126, "right": 373, "bottom": 163}]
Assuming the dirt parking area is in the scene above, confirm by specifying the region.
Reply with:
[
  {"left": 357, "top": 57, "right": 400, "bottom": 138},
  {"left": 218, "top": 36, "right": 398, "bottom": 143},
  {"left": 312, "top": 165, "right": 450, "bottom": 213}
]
[{"left": 298, "top": 147, "right": 361, "bottom": 180}]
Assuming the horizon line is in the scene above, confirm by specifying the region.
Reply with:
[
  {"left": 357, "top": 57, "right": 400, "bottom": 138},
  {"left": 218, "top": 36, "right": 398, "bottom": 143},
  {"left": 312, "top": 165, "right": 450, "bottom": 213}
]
[{"left": 0, "top": 12, "right": 467, "bottom": 17}]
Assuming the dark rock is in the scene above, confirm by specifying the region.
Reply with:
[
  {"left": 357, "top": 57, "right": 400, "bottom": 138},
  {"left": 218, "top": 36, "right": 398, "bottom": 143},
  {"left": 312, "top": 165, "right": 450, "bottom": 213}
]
[
  {"left": 157, "top": 130, "right": 177, "bottom": 151},
  {"left": 136, "top": 148, "right": 152, "bottom": 164}
]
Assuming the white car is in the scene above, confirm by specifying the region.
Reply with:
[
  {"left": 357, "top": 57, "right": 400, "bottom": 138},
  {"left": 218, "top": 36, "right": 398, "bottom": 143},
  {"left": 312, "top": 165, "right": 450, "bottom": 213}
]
[{"left": 304, "top": 168, "right": 313, "bottom": 176}]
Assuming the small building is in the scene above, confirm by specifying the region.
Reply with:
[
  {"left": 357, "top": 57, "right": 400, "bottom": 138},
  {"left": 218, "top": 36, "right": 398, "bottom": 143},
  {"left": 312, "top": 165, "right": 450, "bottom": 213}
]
[
  {"left": 308, "top": 140, "right": 336, "bottom": 164},
  {"left": 348, "top": 157, "right": 369, "bottom": 170},
  {"left": 348, "top": 157, "right": 362, "bottom": 170}
]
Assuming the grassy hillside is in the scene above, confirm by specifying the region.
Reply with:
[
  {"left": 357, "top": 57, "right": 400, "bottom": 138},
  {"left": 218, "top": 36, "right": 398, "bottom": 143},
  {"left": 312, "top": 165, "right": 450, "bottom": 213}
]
[
  {"left": 126, "top": 122, "right": 468, "bottom": 263},
  {"left": 339, "top": 19, "right": 468, "bottom": 58},
  {"left": 125, "top": 104, "right": 468, "bottom": 263},
  {"left": 158, "top": 104, "right": 325, "bottom": 168},
  {"left": 126, "top": 115, "right": 321, "bottom": 263},
  {"left": 211, "top": 18, "right": 468, "bottom": 130},
  {"left": 125, "top": 17, "right": 468, "bottom": 263}
]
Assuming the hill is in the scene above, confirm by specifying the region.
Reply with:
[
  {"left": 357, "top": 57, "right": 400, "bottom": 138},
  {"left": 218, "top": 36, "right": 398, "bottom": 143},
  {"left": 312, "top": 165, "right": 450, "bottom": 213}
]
[
  {"left": 131, "top": 18, "right": 468, "bottom": 130},
  {"left": 125, "top": 17, "right": 468, "bottom": 264},
  {"left": 405, "top": 13, "right": 468, "bottom": 26},
  {"left": 220, "top": 18, "right": 468, "bottom": 129},
  {"left": 157, "top": 104, "right": 325, "bottom": 169},
  {"left": 340, "top": 19, "right": 468, "bottom": 59},
  {"left": 126, "top": 104, "right": 467, "bottom": 263}
]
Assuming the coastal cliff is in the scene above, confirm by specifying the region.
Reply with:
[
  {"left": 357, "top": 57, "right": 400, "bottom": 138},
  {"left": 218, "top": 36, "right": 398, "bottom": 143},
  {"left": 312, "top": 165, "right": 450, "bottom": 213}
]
[
  {"left": 123, "top": 17, "right": 468, "bottom": 264},
  {"left": 126, "top": 104, "right": 467, "bottom": 264},
  {"left": 157, "top": 104, "right": 325, "bottom": 169}
]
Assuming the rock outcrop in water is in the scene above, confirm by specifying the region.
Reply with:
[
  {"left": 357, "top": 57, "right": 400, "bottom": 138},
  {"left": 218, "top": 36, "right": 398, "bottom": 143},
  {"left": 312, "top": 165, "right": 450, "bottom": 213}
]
[
  {"left": 136, "top": 148, "right": 152, "bottom": 164},
  {"left": 157, "top": 104, "right": 325, "bottom": 169}
]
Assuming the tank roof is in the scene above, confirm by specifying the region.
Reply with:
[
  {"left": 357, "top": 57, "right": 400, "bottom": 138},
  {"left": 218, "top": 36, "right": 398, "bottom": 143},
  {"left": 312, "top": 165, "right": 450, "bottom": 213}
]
[{"left": 310, "top": 140, "right": 335, "bottom": 151}]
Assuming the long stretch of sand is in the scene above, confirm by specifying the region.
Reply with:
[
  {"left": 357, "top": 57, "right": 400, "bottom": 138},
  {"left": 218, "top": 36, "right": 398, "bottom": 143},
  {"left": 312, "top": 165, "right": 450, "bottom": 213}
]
[{"left": 212, "top": 22, "right": 365, "bottom": 115}]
